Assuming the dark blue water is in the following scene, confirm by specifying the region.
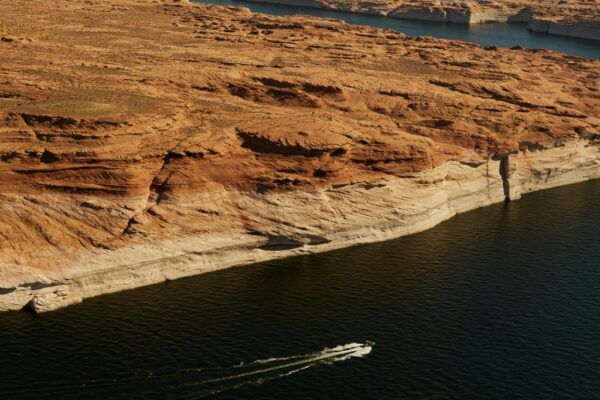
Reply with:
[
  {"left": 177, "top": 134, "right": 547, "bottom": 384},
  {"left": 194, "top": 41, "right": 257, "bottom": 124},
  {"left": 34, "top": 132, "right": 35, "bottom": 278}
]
[
  {"left": 195, "top": 0, "right": 600, "bottom": 58},
  {"left": 1, "top": 180, "right": 599, "bottom": 399}
]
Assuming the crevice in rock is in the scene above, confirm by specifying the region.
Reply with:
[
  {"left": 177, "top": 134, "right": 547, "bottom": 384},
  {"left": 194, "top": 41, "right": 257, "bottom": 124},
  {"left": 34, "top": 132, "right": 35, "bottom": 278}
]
[
  {"left": 237, "top": 130, "right": 328, "bottom": 157},
  {"left": 122, "top": 215, "right": 138, "bottom": 236},
  {"left": 121, "top": 136, "right": 192, "bottom": 236},
  {"left": 0, "top": 287, "right": 15, "bottom": 295},
  {"left": 253, "top": 77, "right": 296, "bottom": 88},
  {"left": 40, "top": 149, "right": 60, "bottom": 163},
  {"left": 302, "top": 82, "right": 342, "bottom": 95},
  {"left": 497, "top": 154, "right": 512, "bottom": 201},
  {"left": 151, "top": 169, "right": 176, "bottom": 206},
  {"left": 258, "top": 234, "right": 304, "bottom": 251},
  {"left": 313, "top": 168, "right": 327, "bottom": 177}
]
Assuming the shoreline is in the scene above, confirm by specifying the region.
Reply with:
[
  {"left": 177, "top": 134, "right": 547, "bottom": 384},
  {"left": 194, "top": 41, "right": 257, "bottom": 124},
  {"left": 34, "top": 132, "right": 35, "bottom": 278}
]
[
  {"left": 3, "top": 139, "right": 599, "bottom": 313},
  {"left": 236, "top": 0, "right": 600, "bottom": 41}
]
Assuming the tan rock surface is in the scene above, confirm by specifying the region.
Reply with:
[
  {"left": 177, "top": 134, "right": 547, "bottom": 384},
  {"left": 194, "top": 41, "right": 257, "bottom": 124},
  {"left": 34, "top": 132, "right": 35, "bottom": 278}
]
[{"left": 0, "top": 0, "right": 598, "bottom": 311}]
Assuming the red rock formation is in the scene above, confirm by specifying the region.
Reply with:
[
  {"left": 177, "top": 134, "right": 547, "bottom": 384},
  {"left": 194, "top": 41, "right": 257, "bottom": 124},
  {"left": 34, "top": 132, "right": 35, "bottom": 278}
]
[{"left": 0, "top": 0, "right": 598, "bottom": 311}]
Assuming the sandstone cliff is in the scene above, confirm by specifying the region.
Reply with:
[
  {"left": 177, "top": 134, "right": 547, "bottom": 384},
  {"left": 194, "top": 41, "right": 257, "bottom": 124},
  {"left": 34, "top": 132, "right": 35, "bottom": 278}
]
[
  {"left": 0, "top": 0, "right": 598, "bottom": 312},
  {"left": 245, "top": 0, "right": 600, "bottom": 40}
]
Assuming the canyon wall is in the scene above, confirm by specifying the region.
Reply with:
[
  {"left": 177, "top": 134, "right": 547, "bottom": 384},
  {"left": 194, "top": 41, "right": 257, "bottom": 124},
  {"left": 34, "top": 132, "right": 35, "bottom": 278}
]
[{"left": 6, "top": 139, "right": 600, "bottom": 313}]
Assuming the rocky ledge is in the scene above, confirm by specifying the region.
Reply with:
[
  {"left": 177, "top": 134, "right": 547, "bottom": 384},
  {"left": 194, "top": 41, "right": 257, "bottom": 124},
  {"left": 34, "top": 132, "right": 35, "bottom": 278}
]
[
  {"left": 0, "top": 0, "right": 599, "bottom": 312},
  {"left": 246, "top": 0, "right": 600, "bottom": 40}
]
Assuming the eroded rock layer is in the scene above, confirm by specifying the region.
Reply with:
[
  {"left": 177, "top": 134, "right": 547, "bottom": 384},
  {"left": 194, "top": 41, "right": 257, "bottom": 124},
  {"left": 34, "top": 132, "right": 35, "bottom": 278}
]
[{"left": 0, "top": 0, "right": 599, "bottom": 311}]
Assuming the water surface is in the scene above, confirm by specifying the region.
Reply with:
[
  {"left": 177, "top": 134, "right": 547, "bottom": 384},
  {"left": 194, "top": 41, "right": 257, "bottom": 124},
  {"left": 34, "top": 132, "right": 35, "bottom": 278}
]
[
  {"left": 1, "top": 180, "right": 599, "bottom": 399},
  {"left": 195, "top": 0, "right": 600, "bottom": 58}
]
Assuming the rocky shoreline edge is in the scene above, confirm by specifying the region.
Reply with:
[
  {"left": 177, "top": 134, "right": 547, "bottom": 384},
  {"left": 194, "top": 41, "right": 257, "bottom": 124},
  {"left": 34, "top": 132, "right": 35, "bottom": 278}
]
[{"left": 3, "top": 139, "right": 598, "bottom": 313}]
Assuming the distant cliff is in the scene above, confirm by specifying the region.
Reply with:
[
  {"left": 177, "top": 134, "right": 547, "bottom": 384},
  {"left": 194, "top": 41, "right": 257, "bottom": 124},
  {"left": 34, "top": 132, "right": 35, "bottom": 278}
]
[
  {"left": 244, "top": 0, "right": 600, "bottom": 40},
  {"left": 0, "top": 0, "right": 598, "bottom": 312}
]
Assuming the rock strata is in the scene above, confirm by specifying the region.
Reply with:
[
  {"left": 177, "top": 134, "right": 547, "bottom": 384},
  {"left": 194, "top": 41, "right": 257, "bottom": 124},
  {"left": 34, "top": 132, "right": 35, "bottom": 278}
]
[{"left": 0, "top": 0, "right": 598, "bottom": 312}]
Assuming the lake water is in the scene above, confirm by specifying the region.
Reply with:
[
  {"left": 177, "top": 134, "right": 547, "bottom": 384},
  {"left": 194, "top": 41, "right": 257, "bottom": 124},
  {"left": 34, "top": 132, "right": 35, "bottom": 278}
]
[
  {"left": 1, "top": 179, "right": 599, "bottom": 399},
  {"left": 194, "top": 0, "right": 600, "bottom": 58}
]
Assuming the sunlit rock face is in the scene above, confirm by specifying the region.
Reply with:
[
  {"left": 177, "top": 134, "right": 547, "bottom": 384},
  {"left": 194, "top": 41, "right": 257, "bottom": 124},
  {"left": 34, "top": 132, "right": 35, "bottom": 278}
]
[{"left": 0, "top": 0, "right": 598, "bottom": 312}]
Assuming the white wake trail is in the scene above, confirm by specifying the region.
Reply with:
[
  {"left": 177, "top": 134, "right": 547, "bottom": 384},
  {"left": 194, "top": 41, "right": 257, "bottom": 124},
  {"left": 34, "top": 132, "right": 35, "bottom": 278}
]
[{"left": 180, "top": 341, "right": 374, "bottom": 398}]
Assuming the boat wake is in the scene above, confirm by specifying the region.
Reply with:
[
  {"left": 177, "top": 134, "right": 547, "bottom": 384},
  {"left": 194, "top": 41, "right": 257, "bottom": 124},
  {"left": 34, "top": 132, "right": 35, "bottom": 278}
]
[
  {"left": 1, "top": 341, "right": 373, "bottom": 398},
  {"left": 178, "top": 341, "right": 374, "bottom": 398}
]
